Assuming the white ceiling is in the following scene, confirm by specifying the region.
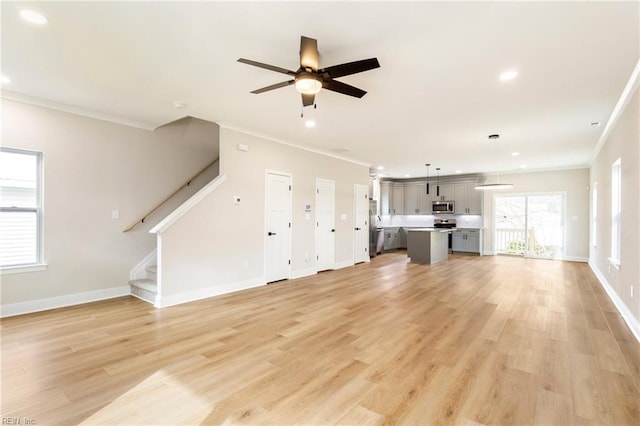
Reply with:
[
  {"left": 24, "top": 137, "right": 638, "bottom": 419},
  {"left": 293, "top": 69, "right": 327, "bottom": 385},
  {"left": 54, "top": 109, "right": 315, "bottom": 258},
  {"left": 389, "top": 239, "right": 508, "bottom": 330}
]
[{"left": 2, "top": 1, "right": 638, "bottom": 178}]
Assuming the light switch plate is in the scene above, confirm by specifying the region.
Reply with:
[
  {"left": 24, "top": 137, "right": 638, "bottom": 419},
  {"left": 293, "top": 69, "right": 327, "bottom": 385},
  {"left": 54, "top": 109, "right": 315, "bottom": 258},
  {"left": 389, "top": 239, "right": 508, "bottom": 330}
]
[{"left": 111, "top": 209, "right": 120, "bottom": 219}]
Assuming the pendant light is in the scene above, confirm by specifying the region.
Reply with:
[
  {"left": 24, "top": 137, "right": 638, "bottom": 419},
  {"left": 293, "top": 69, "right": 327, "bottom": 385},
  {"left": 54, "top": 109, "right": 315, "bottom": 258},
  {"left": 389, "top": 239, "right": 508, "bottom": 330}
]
[
  {"left": 425, "top": 163, "right": 430, "bottom": 195},
  {"left": 436, "top": 167, "right": 441, "bottom": 197},
  {"left": 475, "top": 134, "right": 514, "bottom": 190}
]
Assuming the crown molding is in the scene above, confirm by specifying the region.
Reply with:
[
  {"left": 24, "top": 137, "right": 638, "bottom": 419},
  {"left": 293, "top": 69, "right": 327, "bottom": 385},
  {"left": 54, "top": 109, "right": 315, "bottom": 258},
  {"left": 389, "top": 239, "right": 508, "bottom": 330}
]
[
  {"left": 591, "top": 58, "right": 640, "bottom": 164},
  {"left": 1, "top": 90, "right": 157, "bottom": 131}
]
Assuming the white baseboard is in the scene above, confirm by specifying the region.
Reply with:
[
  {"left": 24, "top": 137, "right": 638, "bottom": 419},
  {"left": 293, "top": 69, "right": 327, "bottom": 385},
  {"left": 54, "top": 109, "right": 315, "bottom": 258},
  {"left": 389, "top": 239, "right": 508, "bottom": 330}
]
[
  {"left": 0, "top": 286, "right": 130, "bottom": 318},
  {"left": 589, "top": 261, "right": 640, "bottom": 343},
  {"left": 484, "top": 250, "right": 495, "bottom": 256},
  {"left": 564, "top": 256, "right": 589, "bottom": 263},
  {"left": 156, "top": 277, "right": 265, "bottom": 308},
  {"left": 334, "top": 260, "right": 355, "bottom": 270},
  {"left": 290, "top": 267, "right": 317, "bottom": 280}
]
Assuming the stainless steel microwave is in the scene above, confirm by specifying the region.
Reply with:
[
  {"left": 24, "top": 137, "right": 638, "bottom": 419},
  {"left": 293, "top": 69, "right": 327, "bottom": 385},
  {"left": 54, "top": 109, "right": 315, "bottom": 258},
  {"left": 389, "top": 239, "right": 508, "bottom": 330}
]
[{"left": 432, "top": 201, "right": 454, "bottom": 214}]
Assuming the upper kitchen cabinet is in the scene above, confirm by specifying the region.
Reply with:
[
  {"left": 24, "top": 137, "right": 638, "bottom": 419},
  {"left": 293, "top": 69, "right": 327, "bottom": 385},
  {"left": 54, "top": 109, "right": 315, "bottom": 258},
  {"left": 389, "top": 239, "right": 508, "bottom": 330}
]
[
  {"left": 380, "top": 181, "right": 391, "bottom": 215},
  {"left": 432, "top": 183, "right": 454, "bottom": 201},
  {"left": 391, "top": 183, "right": 404, "bottom": 215},
  {"left": 379, "top": 176, "right": 482, "bottom": 216},
  {"left": 454, "top": 183, "right": 483, "bottom": 214},
  {"left": 403, "top": 183, "right": 420, "bottom": 215},
  {"left": 417, "top": 182, "right": 432, "bottom": 214}
]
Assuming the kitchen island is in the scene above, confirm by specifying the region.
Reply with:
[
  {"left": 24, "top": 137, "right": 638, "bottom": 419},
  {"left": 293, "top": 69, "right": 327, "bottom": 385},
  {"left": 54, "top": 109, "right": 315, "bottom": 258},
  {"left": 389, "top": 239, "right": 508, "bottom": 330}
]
[{"left": 406, "top": 228, "right": 450, "bottom": 264}]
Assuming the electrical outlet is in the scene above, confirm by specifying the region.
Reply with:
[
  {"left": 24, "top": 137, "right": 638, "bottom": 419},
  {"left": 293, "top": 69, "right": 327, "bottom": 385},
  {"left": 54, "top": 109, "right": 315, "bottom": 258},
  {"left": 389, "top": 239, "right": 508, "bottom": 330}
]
[
  {"left": 631, "top": 286, "right": 635, "bottom": 298},
  {"left": 305, "top": 253, "right": 310, "bottom": 263},
  {"left": 111, "top": 209, "right": 120, "bottom": 220}
]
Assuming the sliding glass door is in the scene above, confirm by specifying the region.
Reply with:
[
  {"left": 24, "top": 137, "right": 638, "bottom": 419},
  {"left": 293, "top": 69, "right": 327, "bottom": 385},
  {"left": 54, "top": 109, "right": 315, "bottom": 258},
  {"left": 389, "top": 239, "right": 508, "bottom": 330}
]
[{"left": 494, "top": 194, "right": 564, "bottom": 259}]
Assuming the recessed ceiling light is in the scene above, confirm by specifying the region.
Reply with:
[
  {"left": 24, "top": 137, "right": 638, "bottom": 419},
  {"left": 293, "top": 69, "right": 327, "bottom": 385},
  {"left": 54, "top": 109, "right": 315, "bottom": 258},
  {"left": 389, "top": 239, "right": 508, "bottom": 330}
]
[
  {"left": 305, "top": 120, "right": 316, "bottom": 128},
  {"left": 404, "top": 174, "right": 411, "bottom": 178},
  {"left": 590, "top": 121, "right": 601, "bottom": 127},
  {"left": 511, "top": 152, "right": 520, "bottom": 157},
  {"left": 455, "top": 170, "right": 462, "bottom": 174},
  {"left": 0, "top": 75, "right": 11, "bottom": 85},
  {"left": 173, "top": 101, "right": 185, "bottom": 109},
  {"left": 499, "top": 70, "right": 518, "bottom": 81},
  {"left": 519, "top": 164, "right": 528, "bottom": 169},
  {"left": 377, "top": 166, "right": 384, "bottom": 170},
  {"left": 20, "top": 9, "right": 48, "bottom": 25}
]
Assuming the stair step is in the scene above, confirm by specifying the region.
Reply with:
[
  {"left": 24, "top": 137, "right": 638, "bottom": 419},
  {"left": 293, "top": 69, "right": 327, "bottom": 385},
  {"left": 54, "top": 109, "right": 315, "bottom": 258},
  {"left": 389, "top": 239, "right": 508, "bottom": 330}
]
[
  {"left": 129, "top": 278, "right": 157, "bottom": 292},
  {"left": 145, "top": 265, "right": 157, "bottom": 280},
  {"left": 129, "top": 278, "right": 157, "bottom": 304}
]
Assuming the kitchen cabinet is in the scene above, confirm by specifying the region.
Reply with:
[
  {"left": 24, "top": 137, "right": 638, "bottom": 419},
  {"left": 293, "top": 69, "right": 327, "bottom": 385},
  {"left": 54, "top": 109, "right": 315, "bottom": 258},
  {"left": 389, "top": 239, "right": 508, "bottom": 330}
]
[
  {"left": 403, "top": 183, "right": 420, "bottom": 215},
  {"left": 454, "top": 183, "right": 483, "bottom": 214},
  {"left": 398, "top": 227, "right": 407, "bottom": 248},
  {"left": 451, "top": 229, "right": 480, "bottom": 253},
  {"left": 391, "top": 184, "right": 404, "bottom": 215},
  {"left": 383, "top": 227, "right": 400, "bottom": 250},
  {"left": 416, "top": 182, "right": 432, "bottom": 214},
  {"left": 432, "top": 183, "right": 454, "bottom": 201},
  {"left": 380, "top": 182, "right": 391, "bottom": 215},
  {"left": 380, "top": 180, "right": 479, "bottom": 216},
  {"left": 467, "top": 186, "right": 482, "bottom": 214}
]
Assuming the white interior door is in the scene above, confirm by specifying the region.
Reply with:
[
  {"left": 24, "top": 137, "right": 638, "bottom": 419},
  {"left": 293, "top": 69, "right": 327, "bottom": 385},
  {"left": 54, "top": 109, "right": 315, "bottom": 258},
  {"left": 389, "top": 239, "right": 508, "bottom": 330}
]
[
  {"left": 265, "top": 172, "right": 292, "bottom": 282},
  {"left": 354, "top": 184, "right": 369, "bottom": 264},
  {"left": 316, "top": 179, "right": 335, "bottom": 272}
]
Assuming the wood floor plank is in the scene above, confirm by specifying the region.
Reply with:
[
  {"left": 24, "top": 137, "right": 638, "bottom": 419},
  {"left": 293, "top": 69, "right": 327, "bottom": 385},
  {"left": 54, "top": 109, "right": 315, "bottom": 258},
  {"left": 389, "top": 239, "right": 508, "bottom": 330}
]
[{"left": 1, "top": 253, "right": 638, "bottom": 425}]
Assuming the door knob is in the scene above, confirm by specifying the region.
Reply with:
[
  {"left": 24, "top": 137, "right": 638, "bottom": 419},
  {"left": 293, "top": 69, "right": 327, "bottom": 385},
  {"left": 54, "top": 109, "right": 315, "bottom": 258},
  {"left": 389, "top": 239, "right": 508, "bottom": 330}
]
[
  {"left": 331, "top": 229, "right": 335, "bottom": 232},
  {"left": 355, "top": 227, "right": 361, "bottom": 231},
  {"left": 268, "top": 232, "right": 277, "bottom": 236}
]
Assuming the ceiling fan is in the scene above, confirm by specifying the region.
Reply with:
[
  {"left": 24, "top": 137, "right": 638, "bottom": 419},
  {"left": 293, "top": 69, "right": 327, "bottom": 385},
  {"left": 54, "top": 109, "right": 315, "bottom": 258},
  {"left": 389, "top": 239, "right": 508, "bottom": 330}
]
[{"left": 238, "top": 36, "right": 380, "bottom": 109}]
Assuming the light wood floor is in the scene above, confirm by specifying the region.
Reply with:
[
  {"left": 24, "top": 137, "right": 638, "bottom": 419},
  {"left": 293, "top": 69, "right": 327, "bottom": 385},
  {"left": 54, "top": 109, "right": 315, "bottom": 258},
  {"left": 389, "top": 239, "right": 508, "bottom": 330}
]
[{"left": 2, "top": 252, "right": 639, "bottom": 425}]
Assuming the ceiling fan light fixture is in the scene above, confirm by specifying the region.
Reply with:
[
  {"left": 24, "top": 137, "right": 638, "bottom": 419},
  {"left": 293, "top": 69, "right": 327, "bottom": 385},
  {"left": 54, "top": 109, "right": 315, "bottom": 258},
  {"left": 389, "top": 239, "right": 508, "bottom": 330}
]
[{"left": 295, "top": 75, "right": 322, "bottom": 95}]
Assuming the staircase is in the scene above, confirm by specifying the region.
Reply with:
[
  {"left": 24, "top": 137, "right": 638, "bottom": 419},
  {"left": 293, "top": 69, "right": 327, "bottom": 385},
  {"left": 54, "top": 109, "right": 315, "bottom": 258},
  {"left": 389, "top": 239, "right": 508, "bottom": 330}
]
[{"left": 129, "top": 265, "right": 157, "bottom": 304}]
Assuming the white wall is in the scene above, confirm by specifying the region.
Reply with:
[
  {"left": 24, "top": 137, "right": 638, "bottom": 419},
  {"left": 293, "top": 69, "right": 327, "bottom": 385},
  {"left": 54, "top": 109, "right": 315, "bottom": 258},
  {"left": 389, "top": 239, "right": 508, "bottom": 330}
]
[
  {"left": 590, "top": 86, "right": 639, "bottom": 332},
  {"left": 157, "top": 127, "right": 369, "bottom": 306},
  {"left": 0, "top": 100, "right": 219, "bottom": 312},
  {"left": 481, "top": 168, "right": 590, "bottom": 261}
]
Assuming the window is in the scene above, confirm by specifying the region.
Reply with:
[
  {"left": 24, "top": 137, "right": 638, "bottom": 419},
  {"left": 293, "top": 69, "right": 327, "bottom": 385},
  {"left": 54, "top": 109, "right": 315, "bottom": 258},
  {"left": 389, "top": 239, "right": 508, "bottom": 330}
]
[
  {"left": 591, "top": 182, "right": 597, "bottom": 247},
  {"left": 610, "top": 158, "right": 621, "bottom": 267},
  {"left": 0, "top": 147, "right": 44, "bottom": 269}
]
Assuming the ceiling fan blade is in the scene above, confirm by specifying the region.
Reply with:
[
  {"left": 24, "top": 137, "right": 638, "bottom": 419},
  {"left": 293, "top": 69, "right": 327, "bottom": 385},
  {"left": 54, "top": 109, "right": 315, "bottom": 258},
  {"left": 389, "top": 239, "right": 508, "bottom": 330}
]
[
  {"left": 250, "top": 80, "right": 295, "bottom": 94},
  {"left": 322, "top": 80, "right": 367, "bottom": 98},
  {"left": 321, "top": 58, "right": 380, "bottom": 79},
  {"left": 237, "top": 58, "right": 296, "bottom": 76},
  {"left": 301, "top": 93, "right": 315, "bottom": 107},
  {"left": 300, "top": 36, "right": 319, "bottom": 71}
]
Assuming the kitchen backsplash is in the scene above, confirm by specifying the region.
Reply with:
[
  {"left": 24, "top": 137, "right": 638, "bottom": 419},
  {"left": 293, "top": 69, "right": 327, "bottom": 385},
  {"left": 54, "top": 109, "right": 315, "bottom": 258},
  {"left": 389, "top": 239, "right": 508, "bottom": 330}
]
[{"left": 377, "top": 214, "right": 483, "bottom": 229}]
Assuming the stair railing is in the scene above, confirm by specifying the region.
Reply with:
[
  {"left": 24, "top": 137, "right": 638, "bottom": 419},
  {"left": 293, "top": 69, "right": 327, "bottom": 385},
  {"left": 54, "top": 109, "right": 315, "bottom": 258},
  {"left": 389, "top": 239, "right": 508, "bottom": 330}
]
[{"left": 123, "top": 159, "right": 218, "bottom": 232}]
